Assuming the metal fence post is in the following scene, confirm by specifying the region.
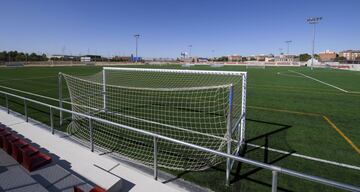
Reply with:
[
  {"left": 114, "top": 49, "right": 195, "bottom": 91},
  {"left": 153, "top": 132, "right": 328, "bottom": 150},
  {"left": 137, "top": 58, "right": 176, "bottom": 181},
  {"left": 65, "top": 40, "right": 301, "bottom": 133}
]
[
  {"left": 272, "top": 171, "right": 278, "bottom": 192},
  {"left": 153, "top": 136, "right": 158, "bottom": 180},
  {"left": 102, "top": 69, "right": 106, "bottom": 111},
  {"left": 58, "top": 73, "right": 63, "bottom": 126},
  {"left": 24, "top": 100, "right": 28, "bottom": 122},
  {"left": 89, "top": 118, "right": 94, "bottom": 152},
  {"left": 5, "top": 95, "right": 9, "bottom": 114},
  {"left": 50, "top": 107, "right": 54, "bottom": 134},
  {"left": 226, "top": 84, "right": 234, "bottom": 186}
]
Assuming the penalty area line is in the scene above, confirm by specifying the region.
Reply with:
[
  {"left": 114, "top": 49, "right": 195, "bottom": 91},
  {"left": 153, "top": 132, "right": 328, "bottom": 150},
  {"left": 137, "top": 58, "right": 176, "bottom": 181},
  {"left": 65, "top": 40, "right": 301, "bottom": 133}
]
[
  {"left": 247, "top": 143, "right": 360, "bottom": 171},
  {"left": 288, "top": 70, "right": 349, "bottom": 93}
]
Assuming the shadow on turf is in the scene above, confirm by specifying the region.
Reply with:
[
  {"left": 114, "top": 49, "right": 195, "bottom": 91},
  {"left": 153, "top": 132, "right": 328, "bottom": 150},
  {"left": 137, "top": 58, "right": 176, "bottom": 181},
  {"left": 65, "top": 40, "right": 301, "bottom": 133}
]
[{"left": 162, "top": 118, "right": 295, "bottom": 191}]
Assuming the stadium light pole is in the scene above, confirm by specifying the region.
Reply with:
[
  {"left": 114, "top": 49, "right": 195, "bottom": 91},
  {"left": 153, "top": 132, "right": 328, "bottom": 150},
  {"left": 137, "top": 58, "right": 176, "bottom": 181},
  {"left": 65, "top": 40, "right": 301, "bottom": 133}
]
[
  {"left": 211, "top": 49, "right": 215, "bottom": 62},
  {"left": 307, "top": 17, "right": 322, "bottom": 70},
  {"left": 285, "top": 40, "right": 292, "bottom": 55},
  {"left": 188, "top": 45, "right": 192, "bottom": 58},
  {"left": 134, "top": 34, "right": 140, "bottom": 63}
]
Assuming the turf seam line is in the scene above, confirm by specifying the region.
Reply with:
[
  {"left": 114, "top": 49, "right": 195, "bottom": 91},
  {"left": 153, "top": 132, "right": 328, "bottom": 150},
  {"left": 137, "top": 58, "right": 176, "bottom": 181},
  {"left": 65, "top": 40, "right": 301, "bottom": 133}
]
[
  {"left": 247, "top": 143, "right": 360, "bottom": 171},
  {"left": 322, "top": 115, "right": 360, "bottom": 154},
  {"left": 288, "top": 70, "right": 349, "bottom": 93}
]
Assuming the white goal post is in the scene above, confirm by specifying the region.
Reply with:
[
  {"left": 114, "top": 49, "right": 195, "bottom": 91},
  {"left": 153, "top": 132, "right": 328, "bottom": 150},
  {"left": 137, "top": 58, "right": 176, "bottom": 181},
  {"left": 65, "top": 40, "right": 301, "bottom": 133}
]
[{"left": 59, "top": 67, "right": 247, "bottom": 173}]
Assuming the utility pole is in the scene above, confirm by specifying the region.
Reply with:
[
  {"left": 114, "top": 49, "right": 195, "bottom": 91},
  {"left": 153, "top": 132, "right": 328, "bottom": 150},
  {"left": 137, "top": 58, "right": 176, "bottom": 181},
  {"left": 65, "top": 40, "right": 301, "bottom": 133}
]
[
  {"left": 307, "top": 17, "right": 322, "bottom": 70},
  {"left": 134, "top": 34, "right": 140, "bottom": 63},
  {"left": 285, "top": 40, "right": 292, "bottom": 55}
]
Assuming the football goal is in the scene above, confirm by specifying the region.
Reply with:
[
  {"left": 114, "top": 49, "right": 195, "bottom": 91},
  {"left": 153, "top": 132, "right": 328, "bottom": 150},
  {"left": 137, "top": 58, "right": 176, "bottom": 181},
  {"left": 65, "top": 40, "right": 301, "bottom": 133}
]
[{"left": 59, "top": 67, "right": 247, "bottom": 171}]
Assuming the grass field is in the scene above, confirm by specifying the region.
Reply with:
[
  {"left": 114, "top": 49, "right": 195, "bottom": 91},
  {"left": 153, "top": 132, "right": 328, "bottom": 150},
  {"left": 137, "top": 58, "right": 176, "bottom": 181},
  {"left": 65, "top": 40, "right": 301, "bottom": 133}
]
[{"left": 0, "top": 65, "right": 359, "bottom": 192}]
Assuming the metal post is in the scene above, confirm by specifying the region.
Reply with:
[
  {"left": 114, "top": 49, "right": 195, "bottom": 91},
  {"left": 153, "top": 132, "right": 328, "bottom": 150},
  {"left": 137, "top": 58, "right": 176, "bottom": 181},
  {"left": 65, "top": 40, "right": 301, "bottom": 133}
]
[
  {"left": 153, "top": 136, "right": 158, "bottom": 180},
  {"left": 240, "top": 73, "right": 247, "bottom": 145},
  {"left": 50, "top": 107, "right": 54, "bottom": 134},
  {"left": 58, "top": 73, "right": 63, "bottom": 126},
  {"left": 272, "top": 171, "right": 278, "bottom": 192},
  {"left": 226, "top": 84, "right": 234, "bottom": 186},
  {"left": 89, "top": 118, "right": 94, "bottom": 152},
  {"left": 134, "top": 34, "right": 140, "bottom": 63},
  {"left": 24, "top": 100, "right": 28, "bottom": 122},
  {"left": 307, "top": 17, "right": 322, "bottom": 70},
  {"left": 311, "top": 24, "right": 316, "bottom": 70},
  {"left": 5, "top": 95, "right": 9, "bottom": 114},
  {"left": 102, "top": 69, "right": 106, "bottom": 111}
]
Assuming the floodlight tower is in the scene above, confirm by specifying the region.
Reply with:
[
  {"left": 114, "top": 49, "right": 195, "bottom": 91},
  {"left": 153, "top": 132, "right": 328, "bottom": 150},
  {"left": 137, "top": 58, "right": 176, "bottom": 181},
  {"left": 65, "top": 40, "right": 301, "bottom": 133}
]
[
  {"left": 211, "top": 49, "right": 215, "bottom": 62},
  {"left": 134, "top": 34, "right": 140, "bottom": 62},
  {"left": 188, "top": 45, "right": 192, "bottom": 58},
  {"left": 285, "top": 40, "right": 292, "bottom": 55},
  {"left": 307, "top": 17, "right": 322, "bottom": 70}
]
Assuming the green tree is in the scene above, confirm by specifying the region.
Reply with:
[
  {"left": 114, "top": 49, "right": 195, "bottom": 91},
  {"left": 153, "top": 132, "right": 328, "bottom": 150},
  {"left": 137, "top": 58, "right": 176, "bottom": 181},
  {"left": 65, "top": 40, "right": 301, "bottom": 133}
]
[{"left": 299, "top": 53, "right": 311, "bottom": 61}]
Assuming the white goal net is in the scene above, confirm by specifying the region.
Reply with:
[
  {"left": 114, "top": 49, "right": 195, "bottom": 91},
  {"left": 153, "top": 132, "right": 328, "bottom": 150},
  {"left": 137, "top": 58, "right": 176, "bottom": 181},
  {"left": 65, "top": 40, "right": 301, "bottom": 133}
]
[{"left": 61, "top": 67, "right": 247, "bottom": 171}]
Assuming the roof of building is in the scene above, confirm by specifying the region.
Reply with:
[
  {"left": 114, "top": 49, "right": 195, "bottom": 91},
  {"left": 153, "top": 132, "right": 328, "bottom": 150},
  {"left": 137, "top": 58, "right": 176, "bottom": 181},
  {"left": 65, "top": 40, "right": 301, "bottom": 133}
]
[{"left": 339, "top": 50, "right": 360, "bottom": 53}]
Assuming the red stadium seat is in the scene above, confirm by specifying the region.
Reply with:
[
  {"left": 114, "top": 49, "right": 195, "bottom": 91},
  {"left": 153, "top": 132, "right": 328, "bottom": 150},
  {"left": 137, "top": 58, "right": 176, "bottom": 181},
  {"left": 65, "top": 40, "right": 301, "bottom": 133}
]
[
  {"left": 22, "top": 152, "right": 52, "bottom": 172},
  {"left": 19, "top": 145, "right": 39, "bottom": 159},
  {"left": 4, "top": 134, "right": 19, "bottom": 154},
  {"left": 11, "top": 139, "right": 29, "bottom": 163},
  {"left": 90, "top": 186, "right": 106, "bottom": 192},
  {"left": 73, "top": 186, "right": 85, "bottom": 192},
  {"left": 0, "top": 130, "right": 12, "bottom": 148}
]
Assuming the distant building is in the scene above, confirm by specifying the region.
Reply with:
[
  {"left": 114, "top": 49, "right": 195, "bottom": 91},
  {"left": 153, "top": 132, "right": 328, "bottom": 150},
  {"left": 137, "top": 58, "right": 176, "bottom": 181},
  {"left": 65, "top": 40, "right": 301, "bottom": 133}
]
[
  {"left": 265, "top": 55, "right": 275, "bottom": 62},
  {"left": 82, "top": 55, "right": 102, "bottom": 61},
  {"left": 274, "top": 54, "right": 297, "bottom": 62},
  {"left": 227, "top": 55, "right": 242, "bottom": 62},
  {"left": 48, "top": 55, "right": 78, "bottom": 60},
  {"left": 80, "top": 57, "right": 91, "bottom": 62},
  {"left": 254, "top": 54, "right": 266, "bottom": 61},
  {"left": 112, "top": 56, "right": 132, "bottom": 62},
  {"left": 339, "top": 50, "right": 360, "bottom": 61},
  {"left": 319, "top": 50, "right": 337, "bottom": 62},
  {"left": 198, "top": 57, "right": 208, "bottom": 62}
]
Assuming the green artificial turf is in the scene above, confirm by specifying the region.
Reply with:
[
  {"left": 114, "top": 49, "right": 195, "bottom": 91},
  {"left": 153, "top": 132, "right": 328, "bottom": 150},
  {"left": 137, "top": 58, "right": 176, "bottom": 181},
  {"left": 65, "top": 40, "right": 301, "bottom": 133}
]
[{"left": 0, "top": 65, "right": 359, "bottom": 192}]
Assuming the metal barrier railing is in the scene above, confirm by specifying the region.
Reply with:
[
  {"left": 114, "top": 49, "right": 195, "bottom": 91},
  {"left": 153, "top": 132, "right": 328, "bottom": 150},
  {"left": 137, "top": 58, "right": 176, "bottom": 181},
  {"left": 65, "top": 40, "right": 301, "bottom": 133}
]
[{"left": 1, "top": 90, "right": 359, "bottom": 192}]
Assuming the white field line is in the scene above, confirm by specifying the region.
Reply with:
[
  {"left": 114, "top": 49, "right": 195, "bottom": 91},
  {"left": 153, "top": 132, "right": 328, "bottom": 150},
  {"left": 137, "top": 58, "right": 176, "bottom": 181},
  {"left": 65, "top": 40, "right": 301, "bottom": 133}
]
[
  {"left": 247, "top": 143, "right": 360, "bottom": 171},
  {"left": 277, "top": 72, "right": 304, "bottom": 78},
  {"left": 288, "top": 70, "right": 349, "bottom": 93}
]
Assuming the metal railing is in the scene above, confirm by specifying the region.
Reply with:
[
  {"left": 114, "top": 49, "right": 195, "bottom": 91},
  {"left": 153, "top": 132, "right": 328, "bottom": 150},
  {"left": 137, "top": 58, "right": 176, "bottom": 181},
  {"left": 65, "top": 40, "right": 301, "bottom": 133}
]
[{"left": 1, "top": 90, "right": 359, "bottom": 192}]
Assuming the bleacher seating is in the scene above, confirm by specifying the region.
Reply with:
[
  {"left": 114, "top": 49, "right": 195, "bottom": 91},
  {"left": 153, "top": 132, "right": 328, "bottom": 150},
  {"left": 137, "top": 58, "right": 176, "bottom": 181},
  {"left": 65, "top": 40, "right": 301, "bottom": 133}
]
[
  {"left": 0, "top": 122, "right": 52, "bottom": 172},
  {"left": 11, "top": 139, "right": 29, "bottom": 162},
  {"left": 73, "top": 185, "right": 106, "bottom": 192}
]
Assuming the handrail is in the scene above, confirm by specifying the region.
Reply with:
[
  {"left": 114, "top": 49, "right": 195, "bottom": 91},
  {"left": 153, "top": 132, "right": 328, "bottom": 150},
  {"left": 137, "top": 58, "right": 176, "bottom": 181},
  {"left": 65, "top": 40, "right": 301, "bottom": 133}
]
[{"left": 0, "top": 90, "right": 359, "bottom": 192}]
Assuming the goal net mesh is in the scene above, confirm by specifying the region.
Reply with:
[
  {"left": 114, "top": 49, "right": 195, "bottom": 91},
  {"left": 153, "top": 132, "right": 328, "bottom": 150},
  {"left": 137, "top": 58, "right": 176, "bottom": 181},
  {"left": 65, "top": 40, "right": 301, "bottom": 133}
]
[{"left": 62, "top": 68, "right": 245, "bottom": 171}]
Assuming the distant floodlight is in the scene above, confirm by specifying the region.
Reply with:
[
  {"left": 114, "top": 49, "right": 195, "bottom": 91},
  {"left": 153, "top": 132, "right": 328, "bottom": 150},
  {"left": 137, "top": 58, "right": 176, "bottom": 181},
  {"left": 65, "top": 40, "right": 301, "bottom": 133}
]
[
  {"left": 307, "top": 17, "right": 322, "bottom": 70},
  {"left": 285, "top": 40, "right": 292, "bottom": 55},
  {"left": 134, "top": 34, "right": 140, "bottom": 62},
  {"left": 307, "top": 17, "right": 322, "bottom": 24}
]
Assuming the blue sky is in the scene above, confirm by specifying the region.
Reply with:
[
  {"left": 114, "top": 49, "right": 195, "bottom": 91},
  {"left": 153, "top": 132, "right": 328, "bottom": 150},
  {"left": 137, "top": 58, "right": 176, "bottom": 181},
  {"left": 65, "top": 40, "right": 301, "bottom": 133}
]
[{"left": 0, "top": 0, "right": 359, "bottom": 58}]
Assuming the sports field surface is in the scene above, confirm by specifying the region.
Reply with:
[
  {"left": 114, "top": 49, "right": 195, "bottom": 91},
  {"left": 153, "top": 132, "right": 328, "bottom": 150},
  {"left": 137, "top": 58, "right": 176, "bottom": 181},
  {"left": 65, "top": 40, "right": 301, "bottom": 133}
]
[{"left": 0, "top": 65, "right": 359, "bottom": 192}]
